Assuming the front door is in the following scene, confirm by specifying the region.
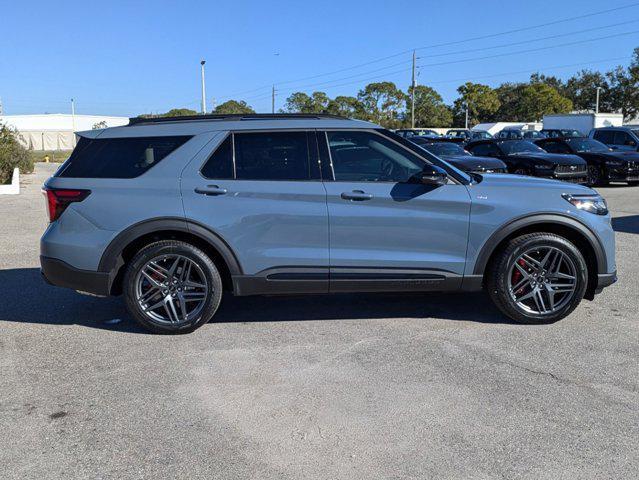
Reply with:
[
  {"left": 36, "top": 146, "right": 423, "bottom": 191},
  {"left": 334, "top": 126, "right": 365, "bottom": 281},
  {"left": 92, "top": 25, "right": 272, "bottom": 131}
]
[{"left": 319, "top": 130, "right": 472, "bottom": 292}]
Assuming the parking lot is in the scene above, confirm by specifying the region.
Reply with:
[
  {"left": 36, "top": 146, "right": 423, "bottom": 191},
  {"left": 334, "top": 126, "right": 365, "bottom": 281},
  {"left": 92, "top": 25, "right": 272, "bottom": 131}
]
[{"left": 1, "top": 162, "right": 638, "bottom": 478}]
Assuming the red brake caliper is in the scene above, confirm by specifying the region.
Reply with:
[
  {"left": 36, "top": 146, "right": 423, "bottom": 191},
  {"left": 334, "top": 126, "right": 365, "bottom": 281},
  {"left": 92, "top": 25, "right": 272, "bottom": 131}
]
[{"left": 511, "top": 259, "right": 527, "bottom": 294}]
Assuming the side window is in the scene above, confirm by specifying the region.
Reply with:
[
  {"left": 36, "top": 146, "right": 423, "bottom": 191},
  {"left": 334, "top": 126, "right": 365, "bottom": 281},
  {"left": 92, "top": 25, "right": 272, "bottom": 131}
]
[
  {"left": 469, "top": 143, "right": 498, "bottom": 157},
  {"left": 614, "top": 131, "right": 636, "bottom": 147},
  {"left": 201, "top": 135, "right": 233, "bottom": 179},
  {"left": 326, "top": 131, "right": 424, "bottom": 182},
  {"left": 234, "top": 131, "right": 311, "bottom": 181},
  {"left": 58, "top": 136, "right": 191, "bottom": 178},
  {"left": 541, "top": 141, "right": 569, "bottom": 154},
  {"left": 594, "top": 130, "right": 615, "bottom": 145}
]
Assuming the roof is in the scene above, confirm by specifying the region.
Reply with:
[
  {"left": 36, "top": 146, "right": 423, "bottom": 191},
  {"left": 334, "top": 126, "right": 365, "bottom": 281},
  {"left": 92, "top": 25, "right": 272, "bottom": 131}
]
[{"left": 81, "top": 113, "right": 379, "bottom": 138}]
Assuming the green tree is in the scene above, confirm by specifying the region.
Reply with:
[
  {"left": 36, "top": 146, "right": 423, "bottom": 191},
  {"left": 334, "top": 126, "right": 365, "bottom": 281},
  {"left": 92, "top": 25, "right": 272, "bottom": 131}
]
[
  {"left": 0, "top": 124, "right": 32, "bottom": 184},
  {"left": 492, "top": 82, "right": 526, "bottom": 121},
  {"left": 406, "top": 85, "right": 452, "bottom": 127},
  {"left": 529, "top": 73, "right": 565, "bottom": 92},
  {"left": 214, "top": 100, "right": 255, "bottom": 114},
  {"left": 452, "top": 82, "right": 500, "bottom": 127},
  {"left": 564, "top": 70, "right": 610, "bottom": 112},
  {"left": 517, "top": 83, "right": 573, "bottom": 121},
  {"left": 326, "top": 96, "right": 365, "bottom": 118},
  {"left": 607, "top": 47, "right": 639, "bottom": 121},
  {"left": 357, "top": 82, "right": 406, "bottom": 128},
  {"left": 162, "top": 108, "right": 198, "bottom": 117},
  {"left": 282, "top": 91, "right": 330, "bottom": 113}
]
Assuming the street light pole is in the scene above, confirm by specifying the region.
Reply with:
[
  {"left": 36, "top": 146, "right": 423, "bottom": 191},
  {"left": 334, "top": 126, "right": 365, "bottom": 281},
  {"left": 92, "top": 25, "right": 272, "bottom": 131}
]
[
  {"left": 272, "top": 85, "right": 276, "bottom": 114},
  {"left": 464, "top": 102, "right": 469, "bottom": 130},
  {"left": 200, "top": 60, "right": 207, "bottom": 114},
  {"left": 595, "top": 86, "right": 603, "bottom": 114},
  {"left": 411, "top": 50, "right": 416, "bottom": 129}
]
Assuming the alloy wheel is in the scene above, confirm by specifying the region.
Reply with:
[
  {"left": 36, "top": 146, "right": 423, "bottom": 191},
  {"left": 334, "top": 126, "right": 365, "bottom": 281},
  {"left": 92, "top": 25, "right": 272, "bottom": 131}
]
[
  {"left": 134, "top": 254, "right": 209, "bottom": 325},
  {"left": 508, "top": 246, "right": 577, "bottom": 315}
]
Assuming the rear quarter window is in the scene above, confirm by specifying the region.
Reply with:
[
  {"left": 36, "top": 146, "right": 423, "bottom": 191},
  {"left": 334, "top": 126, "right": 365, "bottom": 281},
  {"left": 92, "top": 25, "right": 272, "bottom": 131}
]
[{"left": 57, "top": 136, "right": 192, "bottom": 178}]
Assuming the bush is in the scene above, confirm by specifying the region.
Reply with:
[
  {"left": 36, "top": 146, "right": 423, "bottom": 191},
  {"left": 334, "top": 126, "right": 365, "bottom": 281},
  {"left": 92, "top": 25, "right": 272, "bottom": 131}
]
[{"left": 0, "top": 123, "right": 33, "bottom": 184}]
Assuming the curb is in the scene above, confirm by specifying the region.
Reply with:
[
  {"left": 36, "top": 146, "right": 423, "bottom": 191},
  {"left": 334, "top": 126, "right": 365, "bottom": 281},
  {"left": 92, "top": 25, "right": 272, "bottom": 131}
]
[{"left": 0, "top": 168, "right": 20, "bottom": 195}]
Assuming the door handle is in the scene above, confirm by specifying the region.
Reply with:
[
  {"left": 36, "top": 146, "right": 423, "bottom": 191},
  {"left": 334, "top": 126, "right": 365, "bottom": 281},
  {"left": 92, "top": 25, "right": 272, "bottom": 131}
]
[
  {"left": 341, "top": 190, "right": 373, "bottom": 201},
  {"left": 194, "top": 185, "right": 228, "bottom": 196}
]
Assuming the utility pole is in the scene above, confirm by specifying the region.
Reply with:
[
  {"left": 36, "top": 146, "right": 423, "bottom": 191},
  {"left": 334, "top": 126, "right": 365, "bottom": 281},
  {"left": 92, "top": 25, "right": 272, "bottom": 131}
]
[
  {"left": 411, "top": 50, "right": 416, "bottom": 129},
  {"left": 271, "top": 85, "right": 276, "bottom": 114},
  {"left": 200, "top": 60, "right": 207, "bottom": 114},
  {"left": 464, "top": 102, "right": 469, "bottom": 130},
  {"left": 71, "top": 98, "right": 76, "bottom": 147},
  {"left": 595, "top": 86, "right": 603, "bottom": 114}
]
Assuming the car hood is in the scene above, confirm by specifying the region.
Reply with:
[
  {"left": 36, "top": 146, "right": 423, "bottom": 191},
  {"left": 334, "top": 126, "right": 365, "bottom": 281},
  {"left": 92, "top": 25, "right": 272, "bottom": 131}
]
[
  {"left": 507, "top": 152, "right": 586, "bottom": 166},
  {"left": 441, "top": 155, "right": 506, "bottom": 170},
  {"left": 584, "top": 150, "right": 639, "bottom": 163},
  {"left": 474, "top": 172, "right": 594, "bottom": 193}
]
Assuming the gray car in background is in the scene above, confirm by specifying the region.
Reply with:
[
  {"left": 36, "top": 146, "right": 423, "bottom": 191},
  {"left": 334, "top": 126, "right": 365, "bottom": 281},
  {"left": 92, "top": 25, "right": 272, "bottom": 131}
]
[{"left": 41, "top": 114, "right": 616, "bottom": 333}]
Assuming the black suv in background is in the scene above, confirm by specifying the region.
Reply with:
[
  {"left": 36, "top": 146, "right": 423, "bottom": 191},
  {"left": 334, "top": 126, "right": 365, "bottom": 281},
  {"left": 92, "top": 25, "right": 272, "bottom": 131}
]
[
  {"left": 535, "top": 137, "right": 639, "bottom": 186},
  {"left": 466, "top": 139, "right": 588, "bottom": 183},
  {"left": 590, "top": 127, "right": 639, "bottom": 152},
  {"left": 409, "top": 137, "right": 507, "bottom": 174}
]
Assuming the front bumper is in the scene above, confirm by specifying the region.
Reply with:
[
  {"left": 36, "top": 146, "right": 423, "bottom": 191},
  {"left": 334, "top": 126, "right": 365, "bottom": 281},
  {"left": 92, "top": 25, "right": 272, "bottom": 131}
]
[
  {"left": 607, "top": 165, "right": 639, "bottom": 182},
  {"left": 40, "top": 256, "right": 111, "bottom": 296},
  {"left": 534, "top": 167, "right": 588, "bottom": 184}
]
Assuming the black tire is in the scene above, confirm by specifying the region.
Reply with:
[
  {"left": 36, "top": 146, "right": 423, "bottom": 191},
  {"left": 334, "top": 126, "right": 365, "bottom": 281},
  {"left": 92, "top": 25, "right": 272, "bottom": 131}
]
[
  {"left": 486, "top": 233, "right": 588, "bottom": 324},
  {"left": 587, "top": 165, "right": 608, "bottom": 187},
  {"left": 123, "top": 240, "right": 223, "bottom": 334}
]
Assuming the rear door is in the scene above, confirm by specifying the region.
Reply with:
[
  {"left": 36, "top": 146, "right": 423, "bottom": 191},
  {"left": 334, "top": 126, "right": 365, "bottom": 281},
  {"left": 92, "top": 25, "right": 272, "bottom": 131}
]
[
  {"left": 181, "top": 130, "right": 329, "bottom": 293},
  {"left": 318, "top": 129, "right": 471, "bottom": 292}
]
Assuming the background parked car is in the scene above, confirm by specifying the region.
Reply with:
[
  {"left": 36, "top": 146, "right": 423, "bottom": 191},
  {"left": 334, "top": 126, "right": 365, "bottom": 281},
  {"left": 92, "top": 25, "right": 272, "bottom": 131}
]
[
  {"left": 590, "top": 126, "right": 639, "bottom": 152},
  {"left": 408, "top": 137, "right": 508, "bottom": 174},
  {"left": 540, "top": 128, "right": 585, "bottom": 138},
  {"left": 535, "top": 137, "right": 639, "bottom": 186},
  {"left": 395, "top": 128, "right": 440, "bottom": 139},
  {"left": 466, "top": 139, "right": 587, "bottom": 184},
  {"left": 495, "top": 128, "right": 546, "bottom": 140},
  {"left": 446, "top": 129, "right": 493, "bottom": 143}
]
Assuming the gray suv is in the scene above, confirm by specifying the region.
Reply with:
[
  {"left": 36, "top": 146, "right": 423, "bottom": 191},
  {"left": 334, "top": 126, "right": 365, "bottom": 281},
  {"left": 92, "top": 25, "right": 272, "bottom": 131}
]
[{"left": 41, "top": 114, "right": 617, "bottom": 333}]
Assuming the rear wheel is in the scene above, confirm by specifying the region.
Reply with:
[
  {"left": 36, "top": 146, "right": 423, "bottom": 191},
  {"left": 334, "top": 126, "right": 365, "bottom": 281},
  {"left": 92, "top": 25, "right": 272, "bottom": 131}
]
[
  {"left": 123, "top": 240, "right": 223, "bottom": 334},
  {"left": 486, "top": 233, "right": 588, "bottom": 324}
]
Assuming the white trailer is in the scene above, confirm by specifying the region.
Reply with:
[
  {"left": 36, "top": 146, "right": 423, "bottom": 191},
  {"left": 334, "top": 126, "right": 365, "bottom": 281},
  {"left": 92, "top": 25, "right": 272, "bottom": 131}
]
[{"left": 543, "top": 113, "right": 623, "bottom": 136}]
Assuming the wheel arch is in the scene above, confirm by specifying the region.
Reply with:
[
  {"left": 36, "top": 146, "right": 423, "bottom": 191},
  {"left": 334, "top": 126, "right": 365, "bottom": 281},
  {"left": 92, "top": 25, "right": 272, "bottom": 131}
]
[
  {"left": 474, "top": 214, "right": 606, "bottom": 299},
  {"left": 99, "top": 217, "right": 242, "bottom": 295}
]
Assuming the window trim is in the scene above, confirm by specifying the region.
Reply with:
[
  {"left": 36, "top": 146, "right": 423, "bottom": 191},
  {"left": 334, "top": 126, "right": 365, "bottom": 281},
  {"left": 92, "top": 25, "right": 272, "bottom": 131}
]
[{"left": 199, "top": 129, "right": 321, "bottom": 182}]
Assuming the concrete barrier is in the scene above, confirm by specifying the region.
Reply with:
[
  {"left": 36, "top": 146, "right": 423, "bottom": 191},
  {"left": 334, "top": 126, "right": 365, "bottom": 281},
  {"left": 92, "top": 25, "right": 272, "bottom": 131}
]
[{"left": 0, "top": 168, "right": 20, "bottom": 195}]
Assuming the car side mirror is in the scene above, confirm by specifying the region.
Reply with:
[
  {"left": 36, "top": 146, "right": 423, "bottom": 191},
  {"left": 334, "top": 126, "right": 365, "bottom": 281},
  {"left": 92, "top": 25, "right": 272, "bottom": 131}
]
[{"left": 420, "top": 165, "right": 448, "bottom": 186}]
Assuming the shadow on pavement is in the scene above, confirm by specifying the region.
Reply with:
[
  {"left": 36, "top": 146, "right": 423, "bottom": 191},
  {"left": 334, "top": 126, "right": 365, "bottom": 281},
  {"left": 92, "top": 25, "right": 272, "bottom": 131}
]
[
  {"left": 0, "top": 268, "right": 509, "bottom": 333},
  {"left": 612, "top": 215, "right": 639, "bottom": 234}
]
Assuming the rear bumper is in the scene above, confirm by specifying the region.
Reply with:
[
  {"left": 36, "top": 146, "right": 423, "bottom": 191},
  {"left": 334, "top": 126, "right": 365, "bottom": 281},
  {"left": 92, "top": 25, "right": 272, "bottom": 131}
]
[{"left": 40, "top": 256, "right": 111, "bottom": 296}]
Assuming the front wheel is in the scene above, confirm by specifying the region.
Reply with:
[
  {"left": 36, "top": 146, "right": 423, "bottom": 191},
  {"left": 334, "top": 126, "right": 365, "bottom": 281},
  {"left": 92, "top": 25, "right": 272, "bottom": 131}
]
[
  {"left": 123, "top": 240, "right": 223, "bottom": 334},
  {"left": 486, "top": 233, "right": 588, "bottom": 324},
  {"left": 587, "top": 165, "right": 608, "bottom": 187}
]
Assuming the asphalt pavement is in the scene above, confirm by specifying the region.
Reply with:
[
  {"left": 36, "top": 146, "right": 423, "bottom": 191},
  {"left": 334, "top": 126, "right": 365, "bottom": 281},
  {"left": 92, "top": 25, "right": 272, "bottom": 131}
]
[{"left": 1, "top": 163, "right": 637, "bottom": 479}]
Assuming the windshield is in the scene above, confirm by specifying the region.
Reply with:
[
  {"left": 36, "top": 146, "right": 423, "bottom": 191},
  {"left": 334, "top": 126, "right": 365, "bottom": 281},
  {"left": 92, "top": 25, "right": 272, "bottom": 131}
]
[
  {"left": 566, "top": 138, "right": 611, "bottom": 153},
  {"left": 563, "top": 129, "right": 584, "bottom": 137},
  {"left": 632, "top": 129, "right": 639, "bottom": 137},
  {"left": 499, "top": 140, "right": 545, "bottom": 154},
  {"left": 422, "top": 143, "right": 468, "bottom": 156},
  {"left": 472, "top": 131, "right": 493, "bottom": 139}
]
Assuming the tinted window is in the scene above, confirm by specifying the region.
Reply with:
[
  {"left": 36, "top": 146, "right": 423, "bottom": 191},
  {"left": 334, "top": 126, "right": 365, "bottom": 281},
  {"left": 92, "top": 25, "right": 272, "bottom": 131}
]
[
  {"left": 614, "top": 131, "right": 636, "bottom": 146},
  {"left": 565, "top": 138, "right": 610, "bottom": 153},
  {"left": 327, "top": 131, "right": 424, "bottom": 182},
  {"left": 234, "top": 131, "right": 310, "bottom": 181},
  {"left": 58, "top": 136, "right": 191, "bottom": 178},
  {"left": 201, "top": 135, "right": 233, "bottom": 179},
  {"left": 540, "top": 141, "right": 570, "bottom": 154},
  {"left": 468, "top": 143, "right": 500, "bottom": 156},
  {"left": 422, "top": 143, "right": 468, "bottom": 156},
  {"left": 593, "top": 130, "right": 615, "bottom": 144},
  {"left": 499, "top": 141, "right": 544, "bottom": 154}
]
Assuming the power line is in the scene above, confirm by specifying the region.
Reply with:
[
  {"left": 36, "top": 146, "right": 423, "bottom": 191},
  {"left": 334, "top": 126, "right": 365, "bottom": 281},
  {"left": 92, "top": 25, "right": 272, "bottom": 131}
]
[{"left": 215, "top": 2, "right": 639, "bottom": 99}]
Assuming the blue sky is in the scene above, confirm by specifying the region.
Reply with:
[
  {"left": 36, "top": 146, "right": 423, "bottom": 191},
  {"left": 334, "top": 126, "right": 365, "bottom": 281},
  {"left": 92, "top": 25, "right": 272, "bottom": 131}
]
[{"left": 1, "top": 0, "right": 638, "bottom": 116}]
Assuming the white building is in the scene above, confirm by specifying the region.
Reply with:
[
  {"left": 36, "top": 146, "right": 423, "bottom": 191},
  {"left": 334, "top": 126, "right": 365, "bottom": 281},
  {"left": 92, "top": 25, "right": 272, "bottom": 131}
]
[{"left": 0, "top": 114, "right": 129, "bottom": 151}]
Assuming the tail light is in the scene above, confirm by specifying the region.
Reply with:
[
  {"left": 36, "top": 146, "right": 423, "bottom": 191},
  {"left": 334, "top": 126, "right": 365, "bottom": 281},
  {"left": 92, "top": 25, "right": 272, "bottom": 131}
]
[{"left": 42, "top": 188, "right": 91, "bottom": 222}]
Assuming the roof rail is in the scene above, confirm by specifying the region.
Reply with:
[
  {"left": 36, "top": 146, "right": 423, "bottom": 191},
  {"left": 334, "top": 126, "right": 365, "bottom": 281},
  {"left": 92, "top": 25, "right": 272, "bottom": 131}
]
[{"left": 128, "top": 113, "right": 348, "bottom": 126}]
